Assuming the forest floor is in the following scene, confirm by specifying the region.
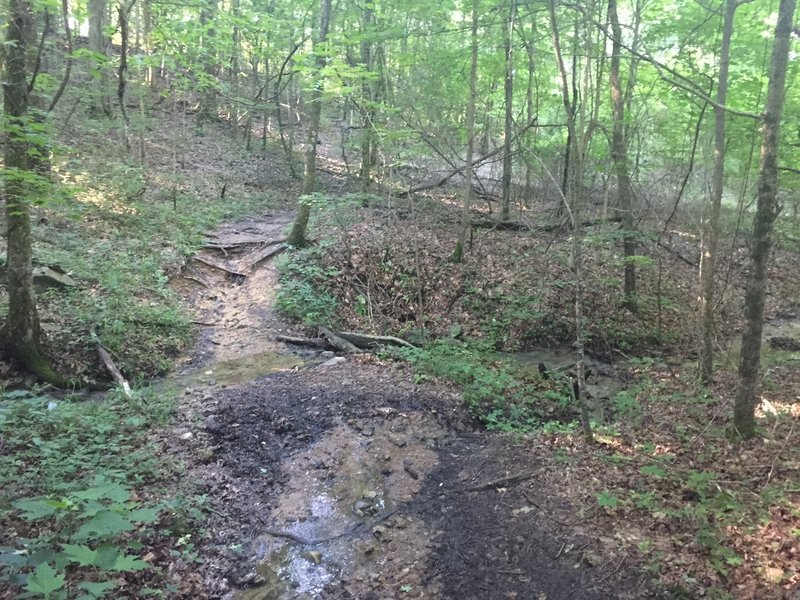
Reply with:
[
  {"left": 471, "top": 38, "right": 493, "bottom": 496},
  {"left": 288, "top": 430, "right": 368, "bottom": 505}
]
[
  {"left": 1, "top": 106, "right": 799, "bottom": 600},
  {"left": 162, "top": 209, "right": 663, "bottom": 600}
]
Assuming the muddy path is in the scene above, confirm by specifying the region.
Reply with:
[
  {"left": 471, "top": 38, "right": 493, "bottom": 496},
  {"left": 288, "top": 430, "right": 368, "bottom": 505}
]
[{"left": 163, "top": 211, "right": 662, "bottom": 599}]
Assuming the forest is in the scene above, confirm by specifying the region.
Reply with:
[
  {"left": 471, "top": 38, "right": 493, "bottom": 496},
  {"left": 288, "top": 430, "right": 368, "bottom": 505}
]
[{"left": 0, "top": 0, "right": 799, "bottom": 597}]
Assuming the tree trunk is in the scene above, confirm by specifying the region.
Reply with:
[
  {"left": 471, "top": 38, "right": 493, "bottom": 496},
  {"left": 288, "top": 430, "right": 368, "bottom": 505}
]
[
  {"left": 734, "top": 0, "right": 796, "bottom": 439},
  {"left": 453, "top": 0, "right": 479, "bottom": 262},
  {"left": 287, "top": 0, "right": 332, "bottom": 247},
  {"left": 548, "top": 0, "right": 591, "bottom": 442},
  {"left": 698, "top": 0, "right": 736, "bottom": 383},
  {"left": 196, "top": 0, "right": 218, "bottom": 124},
  {"left": 3, "top": 0, "right": 61, "bottom": 384},
  {"left": 359, "top": 4, "right": 375, "bottom": 190},
  {"left": 608, "top": 0, "right": 637, "bottom": 310},
  {"left": 88, "top": 0, "right": 111, "bottom": 117},
  {"left": 500, "top": 0, "right": 516, "bottom": 221}
]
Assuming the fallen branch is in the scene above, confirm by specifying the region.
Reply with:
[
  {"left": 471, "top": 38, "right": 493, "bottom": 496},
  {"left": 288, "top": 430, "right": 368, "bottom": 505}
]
[
  {"left": 657, "top": 241, "right": 697, "bottom": 267},
  {"left": 192, "top": 255, "right": 247, "bottom": 277},
  {"left": 96, "top": 344, "right": 132, "bottom": 398},
  {"left": 337, "top": 331, "right": 417, "bottom": 350},
  {"left": 318, "top": 326, "right": 361, "bottom": 354},
  {"left": 247, "top": 242, "right": 287, "bottom": 269},
  {"left": 203, "top": 236, "right": 284, "bottom": 250},
  {"left": 458, "top": 471, "right": 538, "bottom": 493},
  {"left": 276, "top": 334, "right": 326, "bottom": 348}
]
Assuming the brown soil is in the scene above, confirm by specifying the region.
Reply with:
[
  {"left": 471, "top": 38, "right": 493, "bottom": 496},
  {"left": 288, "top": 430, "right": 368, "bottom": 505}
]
[{"left": 164, "top": 212, "right": 663, "bottom": 599}]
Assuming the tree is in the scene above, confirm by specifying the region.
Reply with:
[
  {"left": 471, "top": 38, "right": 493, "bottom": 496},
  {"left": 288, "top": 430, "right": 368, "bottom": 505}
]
[
  {"left": 287, "top": 0, "right": 332, "bottom": 247},
  {"left": 733, "top": 0, "right": 796, "bottom": 438},
  {"left": 500, "top": 0, "right": 517, "bottom": 222},
  {"left": 607, "top": 0, "right": 636, "bottom": 310},
  {"left": 453, "top": 0, "right": 479, "bottom": 262},
  {"left": 697, "top": 0, "right": 738, "bottom": 383},
  {"left": 88, "top": 0, "right": 112, "bottom": 116},
  {"left": 548, "top": 0, "right": 592, "bottom": 442},
  {"left": 2, "top": 0, "right": 61, "bottom": 383}
]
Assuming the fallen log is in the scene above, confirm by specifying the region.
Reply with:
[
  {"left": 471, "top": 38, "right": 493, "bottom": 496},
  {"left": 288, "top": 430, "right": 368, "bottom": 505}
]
[
  {"left": 337, "top": 331, "right": 417, "bottom": 350},
  {"left": 247, "top": 242, "right": 287, "bottom": 269},
  {"left": 276, "top": 334, "right": 326, "bottom": 348},
  {"left": 319, "top": 326, "right": 361, "bottom": 354},
  {"left": 96, "top": 344, "right": 132, "bottom": 398},
  {"left": 203, "top": 236, "right": 284, "bottom": 250},
  {"left": 192, "top": 255, "right": 247, "bottom": 277}
]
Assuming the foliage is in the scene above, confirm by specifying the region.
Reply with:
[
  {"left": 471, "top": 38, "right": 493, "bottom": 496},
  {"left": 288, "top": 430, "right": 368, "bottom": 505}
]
[
  {"left": 0, "top": 388, "right": 175, "bottom": 597},
  {"left": 399, "top": 341, "right": 577, "bottom": 431},
  {"left": 275, "top": 246, "right": 340, "bottom": 326}
]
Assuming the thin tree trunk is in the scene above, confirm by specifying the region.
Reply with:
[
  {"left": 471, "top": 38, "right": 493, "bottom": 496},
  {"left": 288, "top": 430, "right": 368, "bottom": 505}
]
[
  {"left": 734, "top": 0, "right": 796, "bottom": 439},
  {"left": 698, "top": 0, "right": 736, "bottom": 383},
  {"left": 548, "top": 0, "right": 591, "bottom": 442},
  {"left": 501, "top": 0, "right": 516, "bottom": 221},
  {"left": 453, "top": 0, "right": 479, "bottom": 262},
  {"left": 88, "top": 0, "right": 111, "bottom": 117},
  {"left": 608, "top": 0, "right": 637, "bottom": 310},
  {"left": 287, "top": 0, "right": 332, "bottom": 247},
  {"left": 3, "top": 0, "right": 61, "bottom": 383}
]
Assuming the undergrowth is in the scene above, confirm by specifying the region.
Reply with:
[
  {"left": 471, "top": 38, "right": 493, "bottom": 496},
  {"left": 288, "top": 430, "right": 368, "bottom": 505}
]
[
  {"left": 0, "top": 120, "right": 281, "bottom": 382},
  {"left": 0, "top": 387, "right": 192, "bottom": 597},
  {"left": 275, "top": 244, "right": 340, "bottom": 326},
  {"left": 399, "top": 341, "right": 577, "bottom": 431}
]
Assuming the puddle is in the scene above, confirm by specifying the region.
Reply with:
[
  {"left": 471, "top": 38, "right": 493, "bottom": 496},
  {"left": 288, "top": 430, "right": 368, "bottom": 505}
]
[
  {"left": 173, "top": 349, "right": 307, "bottom": 388},
  {"left": 720, "top": 315, "right": 800, "bottom": 369},
  {"left": 235, "top": 415, "right": 445, "bottom": 599}
]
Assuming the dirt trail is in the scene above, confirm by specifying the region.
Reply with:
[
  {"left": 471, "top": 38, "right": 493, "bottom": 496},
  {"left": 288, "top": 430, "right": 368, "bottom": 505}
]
[{"left": 166, "top": 212, "right": 661, "bottom": 599}]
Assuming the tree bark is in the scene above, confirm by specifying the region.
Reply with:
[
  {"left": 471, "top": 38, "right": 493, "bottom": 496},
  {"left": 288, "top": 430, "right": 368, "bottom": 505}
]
[
  {"left": 88, "top": 0, "right": 111, "bottom": 117},
  {"left": 501, "top": 0, "right": 516, "bottom": 221},
  {"left": 608, "top": 0, "right": 637, "bottom": 310},
  {"left": 698, "top": 0, "right": 736, "bottom": 383},
  {"left": 453, "top": 0, "right": 479, "bottom": 263},
  {"left": 287, "top": 0, "right": 332, "bottom": 248},
  {"left": 3, "top": 0, "right": 61, "bottom": 384},
  {"left": 734, "top": 0, "right": 796, "bottom": 439},
  {"left": 548, "top": 0, "right": 592, "bottom": 442}
]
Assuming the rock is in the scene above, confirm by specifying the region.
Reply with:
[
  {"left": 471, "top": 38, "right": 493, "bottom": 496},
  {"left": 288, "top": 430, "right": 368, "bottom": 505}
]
[
  {"left": 302, "top": 550, "right": 322, "bottom": 564},
  {"left": 388, "top": 435, "right": 407, "bottom": 448},
  {"left": 321, "top": 351, "right": 335, "bottom": 358},
  {"left": 32, "top": 266, "right": 78, "bottom": 291},
  {"left": 180, "top": 431, "right": 194, "bottom": 440},
  {"left": 769, "top": 336, "right": 800, "bottom": 351},
  {"left": 321, "top": 357, "right": 347, "bottom": 367}
]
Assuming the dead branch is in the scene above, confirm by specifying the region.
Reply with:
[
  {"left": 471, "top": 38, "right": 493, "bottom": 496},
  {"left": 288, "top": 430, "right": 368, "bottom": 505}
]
[
  {"left": 336, "top": 331, "right": 417, "bottom": 350},
  {"left": 458, "top": 471, "right": 538, "bottom": 493},
  {"left": 276, "top": 334, "right": 327, "bottom": 348},
  {"left": 318, "top": 326, "right": 362, "bottom": 354},
  {"left": 192, "top": 255, "right": 247, "bottom": 277},
  {"left": 96, "top": 344, "right": 132, "bottom": 398},
  {"left": 246, "top": 243, "right": 287, "bottom": 269}
]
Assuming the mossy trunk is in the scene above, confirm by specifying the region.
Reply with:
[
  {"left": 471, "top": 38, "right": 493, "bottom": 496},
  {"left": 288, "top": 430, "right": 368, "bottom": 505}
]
[{"left": 3, "top": 0, "right": 62, "bottom": 385}]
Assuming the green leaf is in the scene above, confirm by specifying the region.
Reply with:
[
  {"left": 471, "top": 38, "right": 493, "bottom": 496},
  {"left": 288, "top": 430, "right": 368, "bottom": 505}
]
[
  {"left": 26, "top": 562, "right": 65, "bottom": 596},
  {"left": 12, "top": 498, "right": 60, "bottom": 520},
  {"left": 597, "top": 491, "right": 620, "bottom": 508},
  {"left": 110, "top": 554, "right": 150, "bottom": 572},
  {"left": 72, "top": 482, "right": 130, "bottom": 503},
  {"left": 127, "top": 507, "right": 159, "bottom": 524},
  {"left": 639, "top": 465, "right": 667, "bottom": 478},
  {"left": 61, "top": 544, "right": 98, "bottom": 566},
  {"left": 75, "top": 511, "right": 134, "bottom": 540},
  {"left": 79, "top": 580, "right": 118, "bottom": 599}
]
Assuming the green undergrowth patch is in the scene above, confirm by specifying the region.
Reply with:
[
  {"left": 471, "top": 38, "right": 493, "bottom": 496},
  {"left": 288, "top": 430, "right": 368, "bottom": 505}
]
[
  {"left": 398, "top": 340, "right": 579, "bottom": 431},
  {"left": 275, "top": 244, "right": 340, "bottom": 326},
  {"left": 0, "top": 387, "right": 188, "bottom": 597},
  {"left": 5, "top": 138, "right": 281, "bottom": 382}
]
